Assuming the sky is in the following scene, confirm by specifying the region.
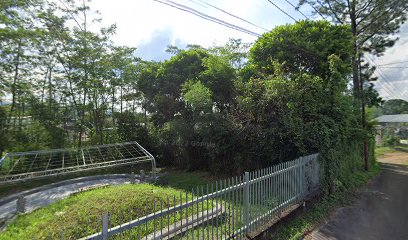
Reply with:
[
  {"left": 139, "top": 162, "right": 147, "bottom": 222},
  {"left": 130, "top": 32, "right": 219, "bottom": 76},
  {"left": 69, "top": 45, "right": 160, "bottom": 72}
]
[{"left": 86, "top": 0, "right": 407, "bottom": 101}]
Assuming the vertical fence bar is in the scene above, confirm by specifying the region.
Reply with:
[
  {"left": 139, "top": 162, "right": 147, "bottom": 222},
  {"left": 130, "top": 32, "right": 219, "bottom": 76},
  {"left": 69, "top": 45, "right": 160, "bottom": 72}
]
[
  {"left": 167, "top": 196, "right": 170, "bottom": 240},
  {"left": 102, "top": 213, "right": 108, "bottom": 240},
  {"left": 196, "top": 186, "right": 199, "bottom": 240},
  {"left": 298, "top": 158, "right": 301, "bottom": 200},
  {"left": 160, "top": 200, "right": 163, "bottom": 239},
  {"left": 251, "top": 171, "right": 255, "bottom": 232},
  {"left": 244, "top": 172, "right": 250, "bottom": 235},
  {"left": 300, "top": 157, "right": 304, "bottom": 199},
  {"left": 218, "top": 181, "right": 222, "bottom": 238},
  {"left": 264, "top": 168, "right": 268, "bottom": 224},
  {"left": 201, "top": 185, "right": 204, "bottom": 239},
  {"left": 259, "top": 169, "right": 262, "bottom": 225},
  {"left": 145, "top": 204, "right": 148, "bottom": 240},
  {"left": 256, "top": 170, "right": 259, "bottom": 230},
  {"left": 285, "top": 161, "right": 288, "bottom": 207},
  {"left": 179, "top": 192, "right": 183, "bottom": 239},
  {"left": 263, "top": 168, "right": 267, "bottom": 223},
  {"left": 206, "top": 184, "right": 209, "bottom": 239},
  {"left": 226, "top": 178, "right": 229, "bottom": 238},
  {"left": 172, "top": 195, "right": 176, "bottom": 240},
  {"left": 284, "top": 162, "right": 287, "bottom": 210},
  {"left": 270, "top": 166, "right": 273, "bottom": 220},
  {"left": 137, "top": 212, "right": 141, "bottom": 239},
  {"left": 192, "top": 188, "right": 195, "bottom": 240},
  {"left": 211, "top": 182, "right": 214, "bottom": 240},
  {"left": 215, "top": 181, "right": 219, "bottom": 239},
  {"left": 232, "top": 177, "right": 235, "bottom": 237},
  {"left": 233, "top": 177, "right": 235, "bottom": 237},
  {"left": 153, "top": 199, "right": 157, "bottom": 240},
  {"left": 291, "top": 160, "right": 294, "bottom": 205},
  {"left": 286, "top": 162, "right": 288, "bottom": 208},
  {"left": 261, "top": 168, "right": 267, "bottom": 225},
  {"left": 186, "top": 191, "right": 189, "bottom": 239},
  {"left": 279, "top": 164, "right": 283, "bottom": 213},
  {"left": 227, "top": 178, "right": 230, "bottom": 238}
]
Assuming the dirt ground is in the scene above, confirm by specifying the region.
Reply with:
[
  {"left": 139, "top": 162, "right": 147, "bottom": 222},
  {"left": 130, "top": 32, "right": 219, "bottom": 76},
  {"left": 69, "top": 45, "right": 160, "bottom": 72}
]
[
  {"left": 308, "top": 150, "right": 408, "bottom": 240},
  {"left": 377, "top": 151, "right": 408, "bottom": 165}
]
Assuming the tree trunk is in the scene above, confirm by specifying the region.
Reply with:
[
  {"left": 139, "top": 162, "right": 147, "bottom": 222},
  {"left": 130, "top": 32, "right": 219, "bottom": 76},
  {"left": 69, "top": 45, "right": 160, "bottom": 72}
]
[
  {"left": 350, "top": 3, "right": 360, "bottom": 98},
  {"left": 8, "top": 40, "right": 22, "bottom": 129}
]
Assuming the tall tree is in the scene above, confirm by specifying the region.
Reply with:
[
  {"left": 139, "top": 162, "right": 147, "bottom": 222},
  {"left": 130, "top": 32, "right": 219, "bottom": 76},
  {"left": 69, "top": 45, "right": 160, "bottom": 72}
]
[
  {"left": 299, "top": 0, "right": 408, "bottom": 170},
  {"left": 0, "top": 0, "right": 44, "bottom": 128},
  {"left": 299, "top": 0, "right": 408, "bottom": 95}
]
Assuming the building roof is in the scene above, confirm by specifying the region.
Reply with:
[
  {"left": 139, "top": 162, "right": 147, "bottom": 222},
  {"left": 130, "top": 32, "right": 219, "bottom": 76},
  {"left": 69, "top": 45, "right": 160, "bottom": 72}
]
[{"left": 375, "top": 114, "right": 408, "bottom": 123}]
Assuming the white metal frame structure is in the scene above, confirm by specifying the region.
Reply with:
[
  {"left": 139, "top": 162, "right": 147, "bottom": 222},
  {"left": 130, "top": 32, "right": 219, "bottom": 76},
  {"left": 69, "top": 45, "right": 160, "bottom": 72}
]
[{"left": 0, "top": 142, "right": 156, "bottom": 184}]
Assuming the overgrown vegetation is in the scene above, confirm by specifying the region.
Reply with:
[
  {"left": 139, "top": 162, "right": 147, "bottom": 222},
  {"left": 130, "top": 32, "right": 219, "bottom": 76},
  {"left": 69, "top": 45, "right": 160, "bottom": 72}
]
[{"left": 157, "top": 170, "right": 215, "bottom": 192}]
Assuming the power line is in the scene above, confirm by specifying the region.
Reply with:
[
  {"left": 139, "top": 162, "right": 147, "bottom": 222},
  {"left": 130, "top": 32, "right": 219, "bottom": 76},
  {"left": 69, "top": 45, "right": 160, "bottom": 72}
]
[
  {"left": 266, "top": 0, "right": 298, "bottom": 22},
  {"left": 365, "top": 57, "right": 401, "bottom": 99},
  {"left": 377, "top": 60, "right": 408, "bottom": 66},
  {"left": 283, "top": 0, "right": 310, "bottom": 20},
  {"left": 365, "top": 56, "right": 406, "bottom": 100},
  {"left": 190, "top": 0, "right": 269, "bottom": 32},
  {"left": 373, "top": 74, "right": 403, "bottom": 100},
  {"left": 151, "top": 0, "right": 262, "bottom": 37},
  {"left": 374, "top": 70, "right": 406, "bottom": 100},
  {"left": 303, "top": 0, "right": 326, "bottom": 19}
]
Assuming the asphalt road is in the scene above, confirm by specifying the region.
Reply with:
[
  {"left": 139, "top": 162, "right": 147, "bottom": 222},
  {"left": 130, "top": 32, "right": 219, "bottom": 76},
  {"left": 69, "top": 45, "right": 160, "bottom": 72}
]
[{"left": 310, "top": 151, "right": 408, "bottom": 240}]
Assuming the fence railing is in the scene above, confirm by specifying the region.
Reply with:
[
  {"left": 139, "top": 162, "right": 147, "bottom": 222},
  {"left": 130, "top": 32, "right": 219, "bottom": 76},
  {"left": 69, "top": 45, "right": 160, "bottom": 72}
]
[{"left": 62, "top": 153, "right": 320, "bottom": 240}]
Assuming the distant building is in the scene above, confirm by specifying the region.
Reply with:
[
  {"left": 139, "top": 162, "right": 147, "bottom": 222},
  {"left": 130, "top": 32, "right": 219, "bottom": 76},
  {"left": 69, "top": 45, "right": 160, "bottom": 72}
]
[{"left": 374, "top": 114, "right": 408, "bottom": 145}]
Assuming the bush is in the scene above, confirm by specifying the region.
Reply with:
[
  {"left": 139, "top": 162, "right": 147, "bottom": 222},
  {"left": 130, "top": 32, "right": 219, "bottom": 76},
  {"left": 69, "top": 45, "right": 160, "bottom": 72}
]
[{"left": 384, "top": 135, "right": 400, "bottom": 147}]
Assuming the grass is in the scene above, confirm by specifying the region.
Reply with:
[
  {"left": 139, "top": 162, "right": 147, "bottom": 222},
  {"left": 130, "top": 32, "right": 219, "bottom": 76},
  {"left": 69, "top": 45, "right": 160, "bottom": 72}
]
[
  {"left": 375, "top": 146, "right": 408, "bottom": 165},
  {"left": 156, "top": 169, "right": 215, "bottom": 192},
  {"left": 375, "top": 146, "right": 396, "bottom": 158},
  {"left": 268, "top": 163, "right": 381, "bottom": 240},
  {"left": 0, "top": 184, "right": 212, "bottom": 240}
]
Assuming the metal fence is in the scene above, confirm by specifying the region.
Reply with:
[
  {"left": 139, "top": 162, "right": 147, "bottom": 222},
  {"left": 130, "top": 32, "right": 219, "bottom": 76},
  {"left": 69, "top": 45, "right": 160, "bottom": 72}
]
[
  {"left": 56, "top": 153, "right": 319, "bottom": 240},
  {"left": 0, "top": 141, "right": 156, "bottom": 184}
]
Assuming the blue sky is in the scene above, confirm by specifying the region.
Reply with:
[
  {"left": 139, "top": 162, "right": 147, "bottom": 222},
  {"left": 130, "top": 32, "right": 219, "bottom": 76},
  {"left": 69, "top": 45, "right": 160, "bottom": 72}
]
[{"left": 87, "top": 0, "right": 407, "bottom": 100}]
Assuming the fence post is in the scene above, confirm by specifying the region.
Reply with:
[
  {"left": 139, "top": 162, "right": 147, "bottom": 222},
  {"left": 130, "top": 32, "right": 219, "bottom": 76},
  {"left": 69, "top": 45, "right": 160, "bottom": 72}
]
[
  {"left": 244, "top": 172, "right": 250, "bottom": 235},
  {"left": 102, "top": 212, "right": 108, "bottom": 240},
  {"left": 131, "top": 171, "right": 136, "bottom": 184},
  {"left": 300, "top": 157, "right": 304, "bottom": 198},
  {"left": 140, "top": 170, "right": 145, "bottom": 182},
  {"left": 16, "top": 195, "right": 26, "bottom": 213}
]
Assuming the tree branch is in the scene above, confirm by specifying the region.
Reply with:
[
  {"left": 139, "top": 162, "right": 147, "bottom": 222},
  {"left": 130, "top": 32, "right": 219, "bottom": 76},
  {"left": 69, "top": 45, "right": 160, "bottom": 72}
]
[{"left": 324, "top": 0, "right": 345, "bottom": 24}]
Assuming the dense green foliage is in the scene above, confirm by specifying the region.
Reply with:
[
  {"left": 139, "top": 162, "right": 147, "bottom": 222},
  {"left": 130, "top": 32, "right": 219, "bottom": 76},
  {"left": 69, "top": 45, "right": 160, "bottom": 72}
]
[
  {"left": 368, "top": 99, "right": 408, "bottom": 119},
  {"left": 249, "top": 21, "right": 352, "bottom": 79},
  {"left": 0, "top": 0, "right": 382, "bottom": 192}
]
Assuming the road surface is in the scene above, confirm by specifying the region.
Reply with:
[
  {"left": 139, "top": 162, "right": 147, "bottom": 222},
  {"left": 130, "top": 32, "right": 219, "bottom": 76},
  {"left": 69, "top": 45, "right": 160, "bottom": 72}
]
[{"left": 309, "top": 151, "right": 408, "bottom": 240}]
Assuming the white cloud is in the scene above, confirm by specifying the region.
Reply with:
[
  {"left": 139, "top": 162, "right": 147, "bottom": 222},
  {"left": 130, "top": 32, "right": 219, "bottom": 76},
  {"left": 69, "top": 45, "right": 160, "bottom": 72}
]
[
  {"left": 87, "top": 0, "right": 309, "bottom": 48},
  {"left": 372, "top": 22, "right": 408, "bottom": 101}
]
